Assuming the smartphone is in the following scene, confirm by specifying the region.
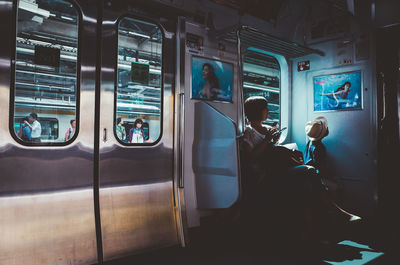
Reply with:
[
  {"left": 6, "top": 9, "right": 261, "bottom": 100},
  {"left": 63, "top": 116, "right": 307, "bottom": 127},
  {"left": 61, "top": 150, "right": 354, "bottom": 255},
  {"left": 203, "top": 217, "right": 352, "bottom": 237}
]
[
  {"left": 272, "top": 127, "right": 286, "bottom": 136},
  {"left": 271, "top": 121, "right": 278, "bottom": 127}
]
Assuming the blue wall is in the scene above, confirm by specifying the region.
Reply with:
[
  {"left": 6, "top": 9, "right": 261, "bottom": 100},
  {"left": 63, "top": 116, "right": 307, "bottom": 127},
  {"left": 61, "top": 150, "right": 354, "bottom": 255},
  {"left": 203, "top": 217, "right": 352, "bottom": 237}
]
[{"left": 292, "top": 39, "right": 378, "bottom": 217}]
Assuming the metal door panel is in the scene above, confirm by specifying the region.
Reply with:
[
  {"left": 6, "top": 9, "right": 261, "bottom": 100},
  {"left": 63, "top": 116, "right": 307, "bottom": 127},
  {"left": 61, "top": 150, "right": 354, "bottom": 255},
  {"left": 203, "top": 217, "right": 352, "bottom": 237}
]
[
  {"left": 193, "top": 102, "right": 240, "bottom": 208},
  {"left": 0, "top": 1, "right": 98, "bottom": 264},
  {"left": 99, "top": 7, "right": 178, "bottom": 261}
]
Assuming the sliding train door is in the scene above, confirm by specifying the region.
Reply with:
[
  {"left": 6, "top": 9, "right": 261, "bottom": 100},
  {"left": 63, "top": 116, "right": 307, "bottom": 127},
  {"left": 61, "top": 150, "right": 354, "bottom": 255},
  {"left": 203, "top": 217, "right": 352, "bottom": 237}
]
[
  {"left": 98, "top": 3, "right": 179, "bottom": 261},
  {"left": 0, "top": 0, "right": 98, "bottom": 264}
]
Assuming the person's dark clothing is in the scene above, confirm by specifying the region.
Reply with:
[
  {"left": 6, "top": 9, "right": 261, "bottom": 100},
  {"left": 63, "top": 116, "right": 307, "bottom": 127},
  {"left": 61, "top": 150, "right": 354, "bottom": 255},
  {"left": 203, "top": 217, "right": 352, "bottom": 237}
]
[{"left": 304, "top": 140, "right": 326, "bottom": 174}]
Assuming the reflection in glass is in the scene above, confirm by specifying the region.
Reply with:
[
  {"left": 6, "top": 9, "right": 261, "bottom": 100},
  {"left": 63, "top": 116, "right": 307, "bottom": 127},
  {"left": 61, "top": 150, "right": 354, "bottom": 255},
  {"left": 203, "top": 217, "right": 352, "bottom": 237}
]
[
  {"left": 116, "top": 17, "right": 162, "bottom": 144},
  {"left": 14, "top": 0, "right": 79, "bottom": 144}
]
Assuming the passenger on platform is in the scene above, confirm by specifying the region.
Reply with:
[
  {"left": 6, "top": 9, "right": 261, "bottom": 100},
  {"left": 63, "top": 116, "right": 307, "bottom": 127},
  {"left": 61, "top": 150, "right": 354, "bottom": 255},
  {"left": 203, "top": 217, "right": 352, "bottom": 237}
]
[
  {"left": 65, "top": 119, "right": 76, "bottom": 141},
  {"left": 25, "top": 112, "right": 41, "bottom": 143},
  {"left": 129, "top": 118, "right": 145, "bottom": 143},
  {"left": 18, "top": 116, "right": 32, "bottom": 142},
  {"left": 116, "top": 117, "right": 126, "bottom": 142},
  {"left": 241, "top": 96, "right": 360, "bottom": 245}
]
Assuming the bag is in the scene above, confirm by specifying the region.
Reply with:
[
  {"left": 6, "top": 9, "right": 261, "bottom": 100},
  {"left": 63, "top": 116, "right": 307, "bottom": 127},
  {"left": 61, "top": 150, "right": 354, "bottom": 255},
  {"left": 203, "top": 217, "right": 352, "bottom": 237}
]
[
  {"left": 273, "top": 146, "right": 304, "bottom": 168},
  {"left": 258, "top": 145, "right": 304, "bottom": 174}
]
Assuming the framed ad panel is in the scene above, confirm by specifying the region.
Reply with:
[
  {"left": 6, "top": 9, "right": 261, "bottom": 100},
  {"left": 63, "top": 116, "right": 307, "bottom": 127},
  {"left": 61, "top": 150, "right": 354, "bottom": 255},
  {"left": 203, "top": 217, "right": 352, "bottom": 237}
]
[
  {"left": 313, "top": 71, "right": 362, "bottom": 112},
  {"left": 191, "top": 56, "right": 233, "bottom": 103}
]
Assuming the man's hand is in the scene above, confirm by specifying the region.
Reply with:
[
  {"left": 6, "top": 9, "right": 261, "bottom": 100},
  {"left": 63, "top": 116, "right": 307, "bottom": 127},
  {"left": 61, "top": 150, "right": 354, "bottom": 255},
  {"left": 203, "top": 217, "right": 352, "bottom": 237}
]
[{"left": 268, "top": 127, "right": 281, "bottom": 144}]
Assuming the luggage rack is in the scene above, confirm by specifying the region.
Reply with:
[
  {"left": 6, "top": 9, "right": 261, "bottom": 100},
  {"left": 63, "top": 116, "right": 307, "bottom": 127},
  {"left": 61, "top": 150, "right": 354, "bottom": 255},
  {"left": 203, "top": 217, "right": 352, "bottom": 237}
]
[{"left": 217, "top": 25, "right": 324, "bottom": 59}]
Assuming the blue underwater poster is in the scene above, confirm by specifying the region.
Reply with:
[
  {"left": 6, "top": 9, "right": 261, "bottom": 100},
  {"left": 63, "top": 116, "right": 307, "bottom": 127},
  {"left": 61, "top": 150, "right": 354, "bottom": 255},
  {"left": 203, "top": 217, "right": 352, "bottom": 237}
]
[
  {"left": 191, "top": 56, "right": 233, "bottom": 103},
  {"left": 313, "top": 71, "right": 362, "bottom": 112}
]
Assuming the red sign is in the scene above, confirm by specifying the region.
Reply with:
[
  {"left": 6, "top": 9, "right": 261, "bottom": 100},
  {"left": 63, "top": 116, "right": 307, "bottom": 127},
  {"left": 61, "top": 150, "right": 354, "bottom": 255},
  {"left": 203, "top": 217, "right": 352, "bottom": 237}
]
[{"left": 297, "top": 60, "right": 310, "bottom": 71}]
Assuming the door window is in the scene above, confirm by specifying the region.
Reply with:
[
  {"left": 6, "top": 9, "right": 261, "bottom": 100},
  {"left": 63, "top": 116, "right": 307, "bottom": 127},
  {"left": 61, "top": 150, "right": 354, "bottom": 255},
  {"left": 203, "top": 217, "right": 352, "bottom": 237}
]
[
  {"left": 243, "top": 50, "right": 281, "bottom": 126},
  {"left": 115, "top": 17, "right": 162, "bottom": 144},
  {"left": 12, "top": 0, "right": 79, "bottom": 144}
]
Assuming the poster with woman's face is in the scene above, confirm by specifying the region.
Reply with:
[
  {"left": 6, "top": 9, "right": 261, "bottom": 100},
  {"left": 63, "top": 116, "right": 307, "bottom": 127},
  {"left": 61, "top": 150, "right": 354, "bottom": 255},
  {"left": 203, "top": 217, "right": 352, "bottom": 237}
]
[
  {"left": 191, "top": 56, "right": 233, "bottom": 103},
  {"left": 313, "top": 71, "right": 362, "bottom": 112}
]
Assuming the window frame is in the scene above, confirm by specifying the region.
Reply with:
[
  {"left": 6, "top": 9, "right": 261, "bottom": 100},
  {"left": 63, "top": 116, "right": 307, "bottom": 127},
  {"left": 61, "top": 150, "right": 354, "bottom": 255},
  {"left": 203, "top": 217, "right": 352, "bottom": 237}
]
[
  {"left": 113, "top": 15, "right": 165, "bottom": 146},
  {"left": 242, "top": 48, "right": 289, "bottom": 143},
  {"left": 9, "top": 0, "right": 82, "bottom": 146}
]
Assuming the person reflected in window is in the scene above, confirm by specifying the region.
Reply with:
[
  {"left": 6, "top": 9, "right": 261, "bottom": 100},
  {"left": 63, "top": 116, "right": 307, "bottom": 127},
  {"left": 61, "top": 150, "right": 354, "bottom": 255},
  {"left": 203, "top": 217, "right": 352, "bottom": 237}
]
[
  {"left": 18, "top": 116, "right": 32, "bottom": 142},
  {"left": 65, "top": 119, "right": 76, "bottom": 141},
  {"left": 25, "top": 112, "right": 41, "bottom": 143},
  {"left": 196, "top": 63, "right": 220, "bottom": 100},
  {"left": 129, "top": 118, "right": 145, "bottom": 143}
]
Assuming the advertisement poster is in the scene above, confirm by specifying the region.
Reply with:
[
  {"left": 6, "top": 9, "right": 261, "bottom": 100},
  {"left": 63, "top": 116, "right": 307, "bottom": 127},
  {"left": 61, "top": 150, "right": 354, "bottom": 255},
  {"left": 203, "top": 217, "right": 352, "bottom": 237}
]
[
  {"left": 191, "top": 56, "right": 233, "bottom": 103},
  {"left": 313, "top": 71, "right": 362, "bottom": 112}
]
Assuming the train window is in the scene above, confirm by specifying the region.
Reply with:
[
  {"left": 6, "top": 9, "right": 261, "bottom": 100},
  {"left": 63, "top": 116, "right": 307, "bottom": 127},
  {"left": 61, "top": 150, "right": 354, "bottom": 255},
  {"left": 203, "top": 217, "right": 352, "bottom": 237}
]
[
  {"left": 115, "top": 17, "right": 162, "bottom": 144},
  {"left": 12, "top": 0, "right": 79, "bottom": 144},
  {"left": 243, "top": 50, "right": 281, "bottom": 127}
]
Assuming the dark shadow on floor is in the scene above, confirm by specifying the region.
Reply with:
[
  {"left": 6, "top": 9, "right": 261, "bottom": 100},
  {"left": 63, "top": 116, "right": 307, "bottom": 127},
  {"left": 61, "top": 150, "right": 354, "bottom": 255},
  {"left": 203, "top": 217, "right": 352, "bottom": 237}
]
[{"left": 101, "top": 213, "right": 398, "bottom": 265}]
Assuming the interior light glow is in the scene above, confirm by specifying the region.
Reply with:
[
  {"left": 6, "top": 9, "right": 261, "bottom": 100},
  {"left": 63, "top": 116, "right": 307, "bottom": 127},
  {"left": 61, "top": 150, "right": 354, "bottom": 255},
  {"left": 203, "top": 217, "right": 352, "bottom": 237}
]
[
  {"left": 128, "top": 31, "right": 151, "bottom": 39},
  {"left": 16, "top": 37, "right": 77, "bottom": 53},
  {"left": 117, "top": 102, "right": 159, "bottom": 110},
  {"left": 18, "top": 0, "right": 50, "bottom": 18},
  {"left": 61, "top": 15, "right": 74, "bottom": 21},
  {"left": 243, "top": 82, "right": 279, "bottom": 93}
]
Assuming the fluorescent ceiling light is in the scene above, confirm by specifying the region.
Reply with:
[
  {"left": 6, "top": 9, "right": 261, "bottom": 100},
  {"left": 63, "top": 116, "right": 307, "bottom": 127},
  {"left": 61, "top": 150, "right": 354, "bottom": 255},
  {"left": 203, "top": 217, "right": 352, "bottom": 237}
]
[
  {"left": 128, "top": 31, "right": 150, "bottom": 39},
  {"left": 19, "top": 0, "right": 50, "bottom": 18},
  {"left": 243, "top": 82, "right": 279, "bottom": 93},
  {"left": 17, "top": 37, "right": 77, "bottom": 53},
  {"left": 117, "top": 102, "right": 159, "bottom": 110},
  {"left": 149, "top": 68, "right": 161, "bottom": 74},
  {"left": 61, "top": 15, "right": 74, "bottom": 21}
]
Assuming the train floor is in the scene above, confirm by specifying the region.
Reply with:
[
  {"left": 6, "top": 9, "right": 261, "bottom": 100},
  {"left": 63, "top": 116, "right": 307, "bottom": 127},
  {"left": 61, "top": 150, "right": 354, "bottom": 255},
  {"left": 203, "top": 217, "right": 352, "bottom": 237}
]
[{"left": 102, "top": 213, "right": 399, "bottom": 265}]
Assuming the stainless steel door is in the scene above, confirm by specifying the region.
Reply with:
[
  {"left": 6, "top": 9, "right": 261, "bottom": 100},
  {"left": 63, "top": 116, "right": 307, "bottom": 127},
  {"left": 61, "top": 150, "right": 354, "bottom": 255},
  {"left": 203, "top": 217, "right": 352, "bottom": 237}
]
[
  {"left": 0, "top": 1, "right": 98, "bottom": 264},
  {"left": 98, "top": 5, "right": 179, "bottom": 261}
]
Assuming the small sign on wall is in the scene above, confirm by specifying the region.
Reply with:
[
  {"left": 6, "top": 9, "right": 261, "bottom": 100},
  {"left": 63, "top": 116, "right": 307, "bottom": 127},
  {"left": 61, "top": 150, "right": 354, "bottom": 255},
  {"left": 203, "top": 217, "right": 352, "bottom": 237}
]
[
  {"left": 186, "top": 33, "right": 204, "bottom": 55},
  {"left": 34, "top": 46, "right": 60, "bottom": 67},
  {"left": 297, "top": 60, "right": 310, "bottom": 71},
  {"left": 131, "top": 62, "right": 149, "bottom": 85}
]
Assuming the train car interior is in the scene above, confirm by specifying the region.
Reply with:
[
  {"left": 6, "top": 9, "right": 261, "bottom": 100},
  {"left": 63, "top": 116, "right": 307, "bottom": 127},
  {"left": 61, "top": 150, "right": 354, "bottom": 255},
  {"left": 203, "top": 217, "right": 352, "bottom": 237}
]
[{"left": 0, "top": 0, "right": 399, "bottom": 264}]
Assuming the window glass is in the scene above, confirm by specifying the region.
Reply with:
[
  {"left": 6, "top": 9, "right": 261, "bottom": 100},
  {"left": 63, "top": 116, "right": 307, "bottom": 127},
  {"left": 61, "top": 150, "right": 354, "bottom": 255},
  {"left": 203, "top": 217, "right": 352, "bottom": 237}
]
[
  {"left": 13, "top": 0, "right": 79, "bottom": 144},
  {"left": 116, "top": 17, "right": 162, "bottom": 144},
  {"left": 243, "top": 50, "right": 281, "bottom": 127}
]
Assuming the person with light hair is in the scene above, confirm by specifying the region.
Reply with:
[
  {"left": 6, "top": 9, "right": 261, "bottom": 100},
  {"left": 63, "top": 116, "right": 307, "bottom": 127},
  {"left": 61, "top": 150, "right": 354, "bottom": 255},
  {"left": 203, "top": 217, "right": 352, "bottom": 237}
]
[{"left": 304, "top": 116, "right": 329, "bottom": 174}]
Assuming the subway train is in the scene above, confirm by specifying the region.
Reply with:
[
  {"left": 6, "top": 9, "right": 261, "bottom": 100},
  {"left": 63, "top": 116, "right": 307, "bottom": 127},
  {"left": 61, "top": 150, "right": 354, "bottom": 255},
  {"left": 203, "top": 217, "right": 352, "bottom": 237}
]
[{"left": 0, "top": 0, "right": 399, "bottom": 264}]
